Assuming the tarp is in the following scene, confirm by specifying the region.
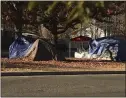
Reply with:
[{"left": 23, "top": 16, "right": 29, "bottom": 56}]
[
  {"left": 9, "top": 36, "right": 34, "bottom": 59},
  {"left": 89, "top": 37, "right": 126, "bottom": 61}
]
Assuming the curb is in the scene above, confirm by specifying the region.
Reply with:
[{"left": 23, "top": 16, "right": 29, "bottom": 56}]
[{"left": 1, "top": 71, "right": 126, "bottom": 76}]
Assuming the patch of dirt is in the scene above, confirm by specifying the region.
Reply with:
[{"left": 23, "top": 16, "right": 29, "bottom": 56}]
[{"left": 1, "top": 58, "right": 126, "bottom": 72}]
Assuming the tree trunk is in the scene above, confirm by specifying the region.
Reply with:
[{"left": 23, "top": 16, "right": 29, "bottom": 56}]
[
  {"left": 16, "top": 23, "right": 22, "bottom": 37},
  {"left": 124, "top": 1, "right": 126, "bottom": 39},
  {"left": 54, "top": 34, "right": 58, "bottom": 46},
  {"left": 15, "top": 6, "right": 23, "bottom": 37}
]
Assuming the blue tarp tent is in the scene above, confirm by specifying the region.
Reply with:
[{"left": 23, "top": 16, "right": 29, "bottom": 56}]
[
  {"left": 89, "top": 37, "right": 126, "bottom": 61},
  {"left": 9, "top": 36, "right": 65, "bottom": 61},
  {"left": 9, "top": 36, "right": 35, "bottom": 59}
]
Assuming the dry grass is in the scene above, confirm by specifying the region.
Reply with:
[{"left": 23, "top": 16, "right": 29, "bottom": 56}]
[{"left": 1, "top": 58, "right": 126, "bottom": 72}]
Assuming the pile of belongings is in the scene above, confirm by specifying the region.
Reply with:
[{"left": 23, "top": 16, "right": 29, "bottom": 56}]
[
  {"left": 9, "top": 34, "right": 65, "bottom": 61},
  {"left": 88, "top": 37, "right": 126, "bottom": 61}
]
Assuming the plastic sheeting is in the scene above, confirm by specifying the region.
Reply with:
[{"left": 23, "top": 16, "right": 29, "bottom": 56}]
[
  {"left": 9, "top": 37, "right": 34, "bottom": 59},
  {"left": 89, "top": 37, "right": 126, "bottom": 61}
]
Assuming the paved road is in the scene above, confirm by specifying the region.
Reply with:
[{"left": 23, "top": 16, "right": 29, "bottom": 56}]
[{"left": 1, "top": 74, "right": 126, "bottom": 97}]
